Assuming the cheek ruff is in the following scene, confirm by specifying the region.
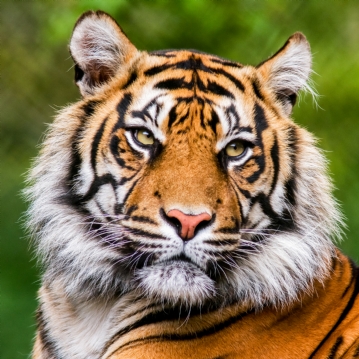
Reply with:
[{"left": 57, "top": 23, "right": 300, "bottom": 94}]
[{"left": 25, "top": 10, "right": 349, "bottom": 359}]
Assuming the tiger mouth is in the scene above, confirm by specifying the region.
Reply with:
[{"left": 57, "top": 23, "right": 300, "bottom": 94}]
[
  {"left": 152, "top": 253, "right": 225, "bottom": 282},
  {"left": 156, "top": 253, "right": 205, "bottom": 271}
]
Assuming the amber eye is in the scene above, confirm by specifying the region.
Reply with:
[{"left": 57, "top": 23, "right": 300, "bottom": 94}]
[
  {"left": 135, "top": 129, "right": 155, "bottom": 146},
  {"left": 225, "top": 140, "right": 245, "bottom": 157}
]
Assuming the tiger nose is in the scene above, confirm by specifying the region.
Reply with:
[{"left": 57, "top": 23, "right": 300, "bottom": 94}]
[{"left": 166, "top": 209, "right": 212, "bottom": 241}]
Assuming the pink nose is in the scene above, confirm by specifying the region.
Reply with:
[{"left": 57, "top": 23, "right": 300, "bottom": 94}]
[{"left": 167, "top": 209, "right": 212, "bottom": 240}]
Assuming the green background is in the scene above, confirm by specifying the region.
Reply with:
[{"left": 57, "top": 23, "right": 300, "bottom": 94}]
[{"left": 2, "top": 1, "right": 359, "bottom": 357}]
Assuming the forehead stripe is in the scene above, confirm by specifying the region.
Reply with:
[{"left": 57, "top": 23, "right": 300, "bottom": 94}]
[
  {"left": 254, "top": 103, "right": 268, "bottom": 135},
  {"left": 145, "top": 58, "right": 244, "bottom": 86},
  {"left": 269, "top": 135, "right": 280, "bottom": 196},
  {"left": 210, "top": 58, "right": 243, "bottom": 68},
  {"left": 155, "top": 77, "right": 193, "bottom": 91},
  {"left": 252, "top": 79, "right": 264, "bottom": 101},
  {"left": 214, "top": 68, "right": 245, "bottom": 92},
  {"left": 91, "top": 117, "right": 108, "bottom": 171},
  {"left": 208, "top": 109, "right": 219, "bottom": 133},
  {"left": 113, "top": 93, "right": 133, "bottom": 132},
  {"left": 206, "top": 81, "right": 235, "bottom": 99}
]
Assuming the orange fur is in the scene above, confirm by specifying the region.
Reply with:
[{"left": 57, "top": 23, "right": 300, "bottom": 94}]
[{"left": 29, "top": 11, "right": 358, "bottom": 359}]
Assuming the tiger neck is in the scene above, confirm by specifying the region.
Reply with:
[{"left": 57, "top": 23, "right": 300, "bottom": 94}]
[{"left": 38, "top": 251, "right": 355, "bottom": 359}]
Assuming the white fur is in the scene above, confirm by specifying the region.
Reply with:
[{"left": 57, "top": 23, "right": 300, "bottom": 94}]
[
  {"left": 25, "top": 24, "right": 343, "bottom": 357},
  {"left": 70, "top": 16, "right": 123, "bottom": 73},
  {"left": 269, "top": 40, "right": 315, "bottom": 98}
]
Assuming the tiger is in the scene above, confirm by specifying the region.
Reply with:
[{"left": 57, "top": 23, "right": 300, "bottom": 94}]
[{"left": 26, "top": 10, "right": 359, "bottom": 359}]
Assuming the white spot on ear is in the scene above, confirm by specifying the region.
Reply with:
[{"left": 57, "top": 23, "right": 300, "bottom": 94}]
[
  {"left": 69, "top": 11, "right": 138, "bottom": 96},
  {"left": 258, "top": 33, "right": 316, "bottom": 114}
]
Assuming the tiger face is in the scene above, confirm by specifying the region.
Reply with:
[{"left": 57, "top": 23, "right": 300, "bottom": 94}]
[{"left": 27, "top": 11, "right": 341, "bottom": 311}]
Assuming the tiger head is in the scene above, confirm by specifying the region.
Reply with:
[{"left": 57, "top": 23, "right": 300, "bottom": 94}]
[{"left": 27, "top": 11, "right": 342, "bottom": 309}]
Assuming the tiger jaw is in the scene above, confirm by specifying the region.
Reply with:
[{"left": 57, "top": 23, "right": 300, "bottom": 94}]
[
  {"left": 112, "top": 215, "right": 243, "bottom": 306},
  {"left": 122, "top": 218, "right": 242, "bottom": 290},
  {"left": 136, "top": 258, "right": 217, "bottom": 306}
]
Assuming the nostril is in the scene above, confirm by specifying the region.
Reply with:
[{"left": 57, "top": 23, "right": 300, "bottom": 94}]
[
  {"left": 165, "top": 209, "right": 212, "bottom": 241},
  {"left": 160, "top": 208, "right": 182, "bottom": 232},
  {"left": 193, "top": 218, "right": 211, "bottom": 236},
  {"left": 166, "top": 215, "right": 181, "bottom": 231}
]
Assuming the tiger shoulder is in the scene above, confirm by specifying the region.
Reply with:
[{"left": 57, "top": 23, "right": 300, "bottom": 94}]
[{"left": 27, "top": 10, "right": 359, "bottom": 359}]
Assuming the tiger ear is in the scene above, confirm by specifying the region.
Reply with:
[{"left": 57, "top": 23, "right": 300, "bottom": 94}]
[
  {"left": 69, "top": 10, "right": 138, "bottom": 96},
  {"left": 257, "top": 32, "right": 314, "bottom": 115}
]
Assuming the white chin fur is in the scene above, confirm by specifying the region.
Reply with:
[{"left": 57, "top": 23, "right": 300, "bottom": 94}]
[{"left": 136, "top": 261, "right": 216, "bottom": 307}]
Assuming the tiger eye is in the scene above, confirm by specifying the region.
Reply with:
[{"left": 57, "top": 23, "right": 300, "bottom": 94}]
[
  {"left": 225, "top": 140, "right": 245, "bottom": 157},
  {"left": 136, "top": 129, "right": 154, "bottom": 145}
]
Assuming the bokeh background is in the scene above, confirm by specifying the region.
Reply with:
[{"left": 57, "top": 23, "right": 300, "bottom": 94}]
[{"left": 2, "top": 0, "right": 359, "bottom": 357}]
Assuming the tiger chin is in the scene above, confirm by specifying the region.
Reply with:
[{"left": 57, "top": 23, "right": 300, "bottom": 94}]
[{"left": 27, "top": 10, "right": 359, "bottom": 359}]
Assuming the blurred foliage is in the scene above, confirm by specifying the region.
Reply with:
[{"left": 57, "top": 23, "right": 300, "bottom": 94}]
[{"left": 2, "top": 0, "right": 359, "bottom": 357}]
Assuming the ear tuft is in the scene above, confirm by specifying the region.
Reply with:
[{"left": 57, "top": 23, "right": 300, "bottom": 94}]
[
  {"left": 69, "top": 11, "right": 137, "bottom": 96},
  {"left": 258, "top": 32, "right": 315, "bottom": 115}
]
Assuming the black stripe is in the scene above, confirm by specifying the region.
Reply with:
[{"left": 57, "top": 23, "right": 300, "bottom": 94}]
[
  {"left": 252, "top": 79, "right": 264, "bottom": 101},
  {"left": 207, "top": 80, "right": 235, "bottom": 99},
  {"left": 254, "top": 192, "right": 277, "bottom": 219},
  {"left": 225, "top": 104, "right": 241, "bottom": 133},
  {"left": 239, "top": 126, "right": 253, "bottom": 133},
  {"left": 244, "top": 103, "right": 268, "bottom": 183},
  {"left": 67, "top": 100, "right": 100, "bottom": 186},
  {"left": 67, "top": 131, "right": 83, "bottom": 190},
  {"left": 354, "top": 344, "right": 359, "bottom": 357},
  {"left": 131, "top": 216, "right": 157, "bottom": 224},
  {"left": 83, "top": 100, "right": 100, "bottom": 117},
  {"left": 118, "top": 173, "right": 138, "bottom": 186},
  {"left": 36, "top": 306, "right": 60, "bottom": 358},
  {"left": 203, "top": 239, "right": 238, "bottom": 246},
  {"left": 91, "top": 118, "right": 108, "bottom": 171},
  {"left": 341, "top": 268, "right": 356, "bottom": 299},
  {"left": 214, "top": 227, "right": 239, "bottom": 234},
  {"left": 128, "top": 228, "right": 167, "bottom": 240},
  {"left": 269, "top": 135, "right": 280, "bottom": 195},
  {"left": 131, "top": 242, "right": 163, "bottom": 250},
  {"left": 113, "top": 93, "right": 133, "bottom": 133},
  {"left": 174, "top": 108, "right": 190, "bottom": 128},
  {"left": 215, "top": 68, "right": 245, "bottom": 92},
  {"left": 122, "top": 71, "right": 138, "bottom": 89},
  {"left": 210, "top": 57, "right": 243, "bottom": 69},
  {"left": 208, "top": 109, "right": 219, "bottom": 134},
  {"left": 284, "top": 176, "right": 297, "bottom": 207},
  {"left": 252, "top": 192, "right": 294, "bottom": 231},
  {"left": 131, "top": 97, "right": 161, "bottom": 123},
  {"left": 200, "top": 106, "right": 206, "bottom": 129},
  {"left": 145, "top": 58, "right": 244, "bottom": 94},
  {"left": 327, "top": 336, "right": 343, "bottom": 359},
  {"left": 245, "top": 154, "right": 265, "bottom": 183},
  {"left": 309, "top": 263, "right": 359, "bottom": 359},
  {"left": 117, "top": 177, "right": 141, "bottom": 211},
  {"left": 228, "top": 179, "right": 245, "bottom": 222},
  {"left": 155, "top": 77, "right": 193, "bottom": 91},
  {"left": 254, "top": 102, "right": 268, "bottom": 134},
  {"left": 94, "top": 199, "right": 110, "bottom": 217},
  {"left": 229, "top": 175, "right": 251, "bottom": 199},
  {"left": 167, "top": 106, "right": 179, "bottom": 128},
  {"left": 125, "top": 205, "right": 138, "bottom": 216},
  {"left": 110, "top": 308, "right": 253, "bottom": 355},
  {"left": 82, "top": 173, "right": 118, "bottom": 203},
  {"left": 110, "top": 136, "right": 143, "bottom": 166},
  {"left": 284, "top": 126, "right": 298, "bottom": 207},
  {"left": 148, "top": 50, "right": 176, "bottom": 58},
  {"left": 144, "top": 63, "right": 174, "bottom": 76}
]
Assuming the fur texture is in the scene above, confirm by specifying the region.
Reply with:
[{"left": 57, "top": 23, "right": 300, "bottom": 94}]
[{"left": 27, "top": 11, "right": 359, "bottom": 359}]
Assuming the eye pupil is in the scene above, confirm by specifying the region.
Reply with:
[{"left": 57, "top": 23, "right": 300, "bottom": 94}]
[
  {"left": 225, "top": 140, "right": 245, "bottom": 157},
  {"left": 136, "top": 129, "right": 155, "bottom": 145}
]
